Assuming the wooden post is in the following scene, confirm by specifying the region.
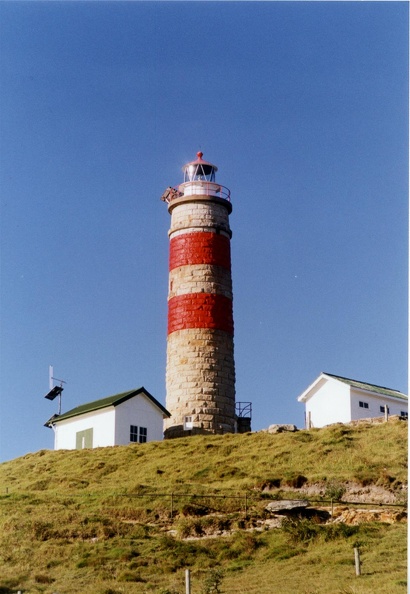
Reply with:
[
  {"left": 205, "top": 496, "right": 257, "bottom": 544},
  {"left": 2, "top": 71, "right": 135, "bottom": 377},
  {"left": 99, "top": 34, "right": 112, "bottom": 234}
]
[
  {"left": 354, "top": 547, "right": 361, "bottom": 576},
  {"left": 185, "top": 568, "right": 191, "bottom": 594},
  {"left": 384, "top": 404, "right": 389, "bottom": 422}
]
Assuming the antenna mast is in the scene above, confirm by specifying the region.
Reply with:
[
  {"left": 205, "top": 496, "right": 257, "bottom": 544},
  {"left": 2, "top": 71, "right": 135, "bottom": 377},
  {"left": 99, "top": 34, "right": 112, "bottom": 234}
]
[{"left": 44, "top": 365, "right": 66, "bottom": 415}]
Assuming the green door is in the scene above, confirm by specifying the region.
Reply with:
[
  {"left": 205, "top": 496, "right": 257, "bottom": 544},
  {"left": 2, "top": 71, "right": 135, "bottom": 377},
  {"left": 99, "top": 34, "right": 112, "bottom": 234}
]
[{"left": 75, "top": 428, "right": 93, "bottom": 450}]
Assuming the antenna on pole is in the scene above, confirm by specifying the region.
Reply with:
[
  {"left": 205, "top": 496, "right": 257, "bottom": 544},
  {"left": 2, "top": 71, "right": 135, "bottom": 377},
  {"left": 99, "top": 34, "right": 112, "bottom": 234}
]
[{"left": 44, "top": 365, "right": 66, "bottom": 415}]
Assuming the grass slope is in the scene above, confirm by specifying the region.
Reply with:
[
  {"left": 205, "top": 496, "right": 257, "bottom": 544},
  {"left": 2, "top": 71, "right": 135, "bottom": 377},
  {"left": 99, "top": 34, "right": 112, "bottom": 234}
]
[{"left": 0, "top": 420, "right": 407, "bottom": 594}]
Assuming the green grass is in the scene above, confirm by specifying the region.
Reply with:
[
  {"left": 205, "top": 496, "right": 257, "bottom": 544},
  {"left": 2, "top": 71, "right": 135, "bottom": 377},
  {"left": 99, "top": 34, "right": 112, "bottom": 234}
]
[{"left": 0, "top": 420, "right": 407, "bottom": 593}]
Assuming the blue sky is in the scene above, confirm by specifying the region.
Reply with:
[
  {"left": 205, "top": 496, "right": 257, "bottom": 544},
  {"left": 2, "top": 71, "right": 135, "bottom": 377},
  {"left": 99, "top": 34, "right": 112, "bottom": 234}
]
[{"left": 1, "top": 1, "right": 408, "bottom": 462}]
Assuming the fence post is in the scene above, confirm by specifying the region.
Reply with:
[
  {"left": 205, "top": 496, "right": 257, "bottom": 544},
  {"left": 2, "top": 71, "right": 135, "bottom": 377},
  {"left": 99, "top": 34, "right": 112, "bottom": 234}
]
[
  {"left": 384, "top": 404, "right": 389, "bottom": 422},
  {"left": 185, "top": 568, "right": 191, "bottom": 594},
  {"left": 354, "top": 547, "right": 361, "bottom": 576}
]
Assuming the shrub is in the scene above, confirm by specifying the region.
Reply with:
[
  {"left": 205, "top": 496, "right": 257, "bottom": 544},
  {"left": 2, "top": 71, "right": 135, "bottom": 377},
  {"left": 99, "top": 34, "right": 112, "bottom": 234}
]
[
  {"left": 324, "top": 481, "right": 346, "bottom": 501},
  {"left": 118, "top": 570, "right": 145, "bottom": 582},
  {"left": 323, "top": 523, "right": 359, "bottom": 541},
  {"left": 201, "top": 568, "right": 224, "bottom": 594},
  {"left": 283, "top": 474, "right": 308, "bottom": 488},
  {"left": 282, "top": 518, "right": 320, "bottom": 543}
]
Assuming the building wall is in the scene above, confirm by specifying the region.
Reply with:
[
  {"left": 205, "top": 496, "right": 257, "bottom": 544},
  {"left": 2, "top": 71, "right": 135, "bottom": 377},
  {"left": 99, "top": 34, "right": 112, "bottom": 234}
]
[
  {"left": 53, "top": 397, "right": 165, "bottom": 450},
  {"left": 304, "top": 379, "right": 351, "bottom": 428},
  {"left": 350, "top": 389, "right": 408, "bottom": 420},
  {"left": 54, "top": 407, "right": 116, "bottom": 450},
  {"left": 114, "top": 397, "right": 164, "bottom": 444}
]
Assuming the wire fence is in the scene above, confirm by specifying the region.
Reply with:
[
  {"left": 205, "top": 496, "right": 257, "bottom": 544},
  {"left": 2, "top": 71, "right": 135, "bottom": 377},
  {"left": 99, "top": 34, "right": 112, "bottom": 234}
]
[{"left": 108, "top": 490, "right": 407, "bottom": 519}]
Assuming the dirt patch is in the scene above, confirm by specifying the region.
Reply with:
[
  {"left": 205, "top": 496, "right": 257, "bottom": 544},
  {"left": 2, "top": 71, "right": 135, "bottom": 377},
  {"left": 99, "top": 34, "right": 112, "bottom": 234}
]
[
  {"left": 330, "top": 506, "right": 407, "bottom": 525},
  {"left": 295, "top": 481, "right": 407, "bottom": 504}
]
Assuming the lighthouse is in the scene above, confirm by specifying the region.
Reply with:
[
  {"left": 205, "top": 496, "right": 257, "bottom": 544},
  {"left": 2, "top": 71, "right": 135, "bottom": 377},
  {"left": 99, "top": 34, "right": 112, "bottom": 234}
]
[{"left": 161, "top": 152, "right": 237, "bottom": 438}]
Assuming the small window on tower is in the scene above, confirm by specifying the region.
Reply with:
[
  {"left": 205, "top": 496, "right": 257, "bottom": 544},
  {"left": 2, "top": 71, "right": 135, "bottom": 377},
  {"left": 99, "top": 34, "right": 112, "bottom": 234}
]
[
  {"left": 184, "top": 416, "right": 193, "bottom": 430},
  {"left": 130, "top": 425, "right": 138, "bottom": 442}
]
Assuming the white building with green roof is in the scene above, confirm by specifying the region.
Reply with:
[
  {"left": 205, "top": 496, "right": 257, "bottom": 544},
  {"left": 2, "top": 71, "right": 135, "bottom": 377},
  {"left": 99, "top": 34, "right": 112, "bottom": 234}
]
[
  {"left": 297, "top": 372, "right": 407, "bottom": 429},
  {"left": 45, "top": 387, "right": 170, "bottom": 450}
]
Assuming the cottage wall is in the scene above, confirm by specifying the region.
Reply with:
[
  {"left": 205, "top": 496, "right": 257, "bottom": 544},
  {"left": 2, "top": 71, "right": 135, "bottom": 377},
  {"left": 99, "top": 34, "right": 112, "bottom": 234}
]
[
  {"left": 350, "top": 388, "right": 407, "bottom": 419},
  {"left": 53, "top": 407, "right": 116, "bottom": 450},
  {"left": 115, "top": 397, "right": 164, "bottom": 444},
  {"left": 304, "top": 380, "right": 351, "bottom": 428}
]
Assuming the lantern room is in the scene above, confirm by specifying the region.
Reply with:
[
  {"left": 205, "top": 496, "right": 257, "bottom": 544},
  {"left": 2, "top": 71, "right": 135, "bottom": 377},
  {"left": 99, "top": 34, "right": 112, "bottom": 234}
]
[
  {"left": 183, "top": 152, "right": 217, "bottom": 183},
  {"left": 160, "top": 152, "right": 231, "bottom": 204}
]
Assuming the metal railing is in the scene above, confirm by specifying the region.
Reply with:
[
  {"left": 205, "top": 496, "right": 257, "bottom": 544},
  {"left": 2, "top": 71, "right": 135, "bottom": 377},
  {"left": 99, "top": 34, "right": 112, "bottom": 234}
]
[
  {"left": 161, "top": 183, "right": 231, "bottom": 204},
  {"left": 176, "top": 181, "right": 231, "bottom": 202},
  {"left": 236, "top": 402, "right": 252, "bottom": 418}
]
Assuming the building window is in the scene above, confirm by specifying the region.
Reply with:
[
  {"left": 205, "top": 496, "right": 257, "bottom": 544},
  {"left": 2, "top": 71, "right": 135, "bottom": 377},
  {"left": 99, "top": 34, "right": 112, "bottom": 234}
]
[
  {"left": 401, "top": 411, "right": 408, "bottom": 419},
  {"left": 130, "top": 425, "right": 147, "bottom": 443},
  {"left": 139, "top": 427, "right": 147, "bottom": 443},
  {"left": 380, "top": 406, "right": 390, "bottom": 414},
  {"left": 130, "top": 425, "right": 139, "bottom": 442},
  {"left": 184, "top": 416, "right": 193, "bottom": 430},
  {"left": 359, "top": 401, "right": 369, "bottom": 409}
]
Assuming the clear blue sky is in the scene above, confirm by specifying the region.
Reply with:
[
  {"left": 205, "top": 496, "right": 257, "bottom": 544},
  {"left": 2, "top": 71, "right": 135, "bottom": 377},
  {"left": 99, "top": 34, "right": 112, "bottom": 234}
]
[{"left": 1, "top": 1, "right": 408, "bottom": 462}]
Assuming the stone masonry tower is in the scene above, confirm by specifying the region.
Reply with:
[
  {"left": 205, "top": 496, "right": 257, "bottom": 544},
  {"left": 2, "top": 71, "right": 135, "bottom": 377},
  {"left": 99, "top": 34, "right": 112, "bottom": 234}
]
[{"left": 161, "top": 152, "right": 236, "bottom": 438}]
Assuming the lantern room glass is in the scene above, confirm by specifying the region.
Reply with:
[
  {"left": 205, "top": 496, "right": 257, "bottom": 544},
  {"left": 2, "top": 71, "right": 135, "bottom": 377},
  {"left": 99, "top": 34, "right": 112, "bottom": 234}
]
[{"left": 184, "top": 163, "right": 216, "bottom": 183}]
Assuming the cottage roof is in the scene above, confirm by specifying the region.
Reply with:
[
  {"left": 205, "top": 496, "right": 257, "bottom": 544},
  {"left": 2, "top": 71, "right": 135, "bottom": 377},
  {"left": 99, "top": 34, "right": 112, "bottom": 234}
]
[
  {"left": 298, "top": 372, "right": 407, "bottom": 403},
  {"left": 45, "top": 387, "right": 170, "bottom": 427},
  {"left": 323, "top": 372, "right": 407, "bottom": 401}
]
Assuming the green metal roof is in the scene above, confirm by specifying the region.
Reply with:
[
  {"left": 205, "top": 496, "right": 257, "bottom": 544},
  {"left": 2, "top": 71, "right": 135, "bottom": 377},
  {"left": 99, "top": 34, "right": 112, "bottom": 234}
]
[
  {"left": 324, "top": 373, "right": 408, "bottom": 401},
  {"left": 45, "top": 387, "right": 170, "bottom": 427}
]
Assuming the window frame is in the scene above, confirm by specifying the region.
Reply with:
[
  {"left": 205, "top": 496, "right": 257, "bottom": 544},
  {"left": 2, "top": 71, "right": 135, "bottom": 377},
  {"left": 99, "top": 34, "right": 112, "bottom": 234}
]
[{"left": 139, "top": 427, "right": 147, "bottom": 443}]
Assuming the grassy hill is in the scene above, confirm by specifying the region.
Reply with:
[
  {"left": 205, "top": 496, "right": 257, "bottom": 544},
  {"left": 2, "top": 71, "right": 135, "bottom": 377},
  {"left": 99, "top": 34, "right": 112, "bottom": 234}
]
[{"left": 0, "top": 420, "right": 407, "bottom": 594}]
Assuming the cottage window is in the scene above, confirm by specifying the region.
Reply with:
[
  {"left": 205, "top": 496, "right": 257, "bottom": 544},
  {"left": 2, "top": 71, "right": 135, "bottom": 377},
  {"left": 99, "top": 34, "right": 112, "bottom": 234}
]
[
  {"left": 380, "top": 405, "right": 389, "bottom": 414},
  {"left": 139, "top": 427, "right": 147, "bottom": 443},
  {"left": 401, "top": 411, "right": 408, "bottom": 419},
  {"left": 359, "top": 401, "right": 369, "bottom": 409},
  {"left": 130, "top": 425, "right": 139, "bottom": 442}
]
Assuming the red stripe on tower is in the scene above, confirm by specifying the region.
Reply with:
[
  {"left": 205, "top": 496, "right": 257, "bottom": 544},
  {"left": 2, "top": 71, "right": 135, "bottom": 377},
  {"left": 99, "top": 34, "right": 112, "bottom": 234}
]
[
  {"left": 168, "top": 293, "right": 233, "bottom": 335},
  {"left": 169, "top": 232, "right": 231, "bottom": 271}
]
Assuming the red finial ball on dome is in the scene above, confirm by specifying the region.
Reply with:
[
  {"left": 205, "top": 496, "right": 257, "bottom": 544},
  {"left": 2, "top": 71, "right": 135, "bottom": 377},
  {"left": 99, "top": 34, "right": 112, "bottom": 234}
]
[{"left": 197, "top": 151, "right": 203, "bottom": 159}]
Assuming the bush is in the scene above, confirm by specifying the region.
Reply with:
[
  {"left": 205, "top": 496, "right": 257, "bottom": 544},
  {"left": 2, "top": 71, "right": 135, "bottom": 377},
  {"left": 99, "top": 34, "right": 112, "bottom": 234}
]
[
  {"left": 283, "top": 474, "right": 308, "bottom": 488},
  {"left": 118, "top": 570, "right": 146, "bottom": 582},
  {"left": 324, "top": 481, "right": 346, "bottom": 501},
  {"left": 282, "top": 518, "right": 320, "bottom": 543},
  {"left": 176, "top": 518, "right": 203, "bottom": 538},
  {"left": 201, "top": 568, "right": 224, "bottom": 594}
]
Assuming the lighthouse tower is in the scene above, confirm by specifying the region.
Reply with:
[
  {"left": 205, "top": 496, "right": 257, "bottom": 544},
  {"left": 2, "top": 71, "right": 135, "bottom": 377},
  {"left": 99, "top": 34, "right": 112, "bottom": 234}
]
[{"left": 162, "top": 153, "right": 236, "bottom": 438}]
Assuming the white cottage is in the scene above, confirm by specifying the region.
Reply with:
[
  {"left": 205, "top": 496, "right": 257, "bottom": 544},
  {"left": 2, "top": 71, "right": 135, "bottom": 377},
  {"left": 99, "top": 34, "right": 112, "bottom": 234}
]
[
  {"left": 45, "top": 387, "right": 170, "bottom": 450},
  {"left": 297, "top": 372, "right": 408, "bottom": 429}
]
